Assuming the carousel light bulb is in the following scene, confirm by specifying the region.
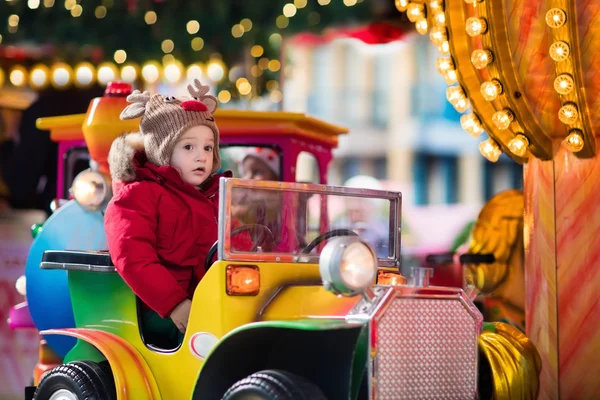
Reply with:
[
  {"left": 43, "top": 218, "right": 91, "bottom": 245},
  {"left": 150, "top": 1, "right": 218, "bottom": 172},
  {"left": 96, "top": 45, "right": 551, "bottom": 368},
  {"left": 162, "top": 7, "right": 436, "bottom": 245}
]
[
  {"left": 471, "top": 49, "right": 493, "bottom": 69},
  {"left": 508, "top": 134, "right": 529, "bottom": 157},
  {"left": 446, "top": 85, "right": 465, "bottom": 103},
  {"left": 436, "top": 57, "right": 454, "bottom": 74},
  {"left": 492, "top": 109, "right": 514, "bottom": 130},
  {"left": 29, "top": 65, "right": 49, "bottom": 89},
  {"left": 480, "top": 79, "right": 503, "bottom": 101},
  {"left": 465, "top": 17, "right": 487, "bottom": 36},
  {"left": 546, "top": 8, "right": 566, "bottom": 28},
  {"left": 439, "top": 41, "right": 450, "bottom": 54},
  {"left": 415, "top": 18, "right": 429, "bottom": 34},
  {"left": 407, "top": 3, "right": 425, "bottom": 22},
  {"left": 429, "top": 0, "right": 443, "bottom": 10},
  {"left": 434, "top": 11, "right": 445, "bottom": 25},
  {"left": 549, "top": 41, "right": 570, "bottom": 61},
  {"left": 443, "top": 69, "right": 458, "bottom": 84},
  {"left": 460, "top": 113, "right": 484, "bottom": 137},
  {"left": 74, "top": 63, "right": 95, "bottom": 87},
  {"left": 565, "top": 130, "right": 584, "bottom": 152},
  {"left": 554, "top": 74, "right": 574, "bottom": 95},
  {"left": 464, "top": 0, "right": 478, "bottom": 3},
  {"left": 479, "top": 138, "right": 502, "bottom": 162},
  {"left": 454, "top": 98, "right": 470, "bottom": 113},
  {"left": 429, "top": 26, "right": 447, "bottom": 46},
  {"left": 9, "top": 67, "right": 26, "bottom": 87},
  {"left": 141, "top": 62, "right": 161, "bottom": 84},
  {"left": 395, "top": 0, "right": 408, "bottom": 12},
  {"left": 558, "top": 103, "right": 578, "bottom": 125}
]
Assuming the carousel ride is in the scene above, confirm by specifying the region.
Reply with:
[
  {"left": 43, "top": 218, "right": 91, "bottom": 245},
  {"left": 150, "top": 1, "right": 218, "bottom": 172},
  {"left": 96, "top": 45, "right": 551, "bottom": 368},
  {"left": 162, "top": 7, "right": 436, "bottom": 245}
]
[{"left": 396, "top": 0, "right": 600, "bottom": 398}]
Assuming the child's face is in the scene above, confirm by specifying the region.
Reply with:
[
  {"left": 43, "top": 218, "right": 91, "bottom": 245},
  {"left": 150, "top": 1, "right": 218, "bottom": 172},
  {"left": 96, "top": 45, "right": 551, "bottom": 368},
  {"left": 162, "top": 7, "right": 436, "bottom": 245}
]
[
  {"left": 170, "top": 125, "right": 214, "bottom": 186},
  {"left": 242, "top": 156, "right": 278, "bottom": 181}
]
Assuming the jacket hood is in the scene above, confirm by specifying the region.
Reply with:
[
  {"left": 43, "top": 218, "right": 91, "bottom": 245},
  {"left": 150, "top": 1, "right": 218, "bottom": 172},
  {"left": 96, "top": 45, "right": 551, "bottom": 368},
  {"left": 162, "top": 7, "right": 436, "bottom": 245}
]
[{"left": 108, "top": 132, "right": 146, "bottom": 182}]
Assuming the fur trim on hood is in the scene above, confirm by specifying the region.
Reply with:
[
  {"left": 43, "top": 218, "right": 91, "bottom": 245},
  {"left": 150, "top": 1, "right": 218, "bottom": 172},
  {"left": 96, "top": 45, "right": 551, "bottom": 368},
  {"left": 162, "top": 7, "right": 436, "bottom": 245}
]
[{"left": 108, "top": 132, "right": 145, "bottom": 182}]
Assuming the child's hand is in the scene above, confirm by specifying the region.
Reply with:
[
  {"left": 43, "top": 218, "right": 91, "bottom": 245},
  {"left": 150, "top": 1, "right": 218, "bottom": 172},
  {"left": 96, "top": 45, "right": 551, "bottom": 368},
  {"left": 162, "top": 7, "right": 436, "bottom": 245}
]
[{"left": 170, "top": 299, "right": 192, "bottom": 333}]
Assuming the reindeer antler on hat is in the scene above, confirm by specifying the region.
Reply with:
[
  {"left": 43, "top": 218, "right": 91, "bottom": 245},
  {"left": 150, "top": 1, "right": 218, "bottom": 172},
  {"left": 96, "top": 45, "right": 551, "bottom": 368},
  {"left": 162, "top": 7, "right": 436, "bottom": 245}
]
[
  {"left": 120, "top": 90, "right": 151, "bottom": 120},
  {"left": 186, "top": 78, "right": 218, "bottom": 113}
]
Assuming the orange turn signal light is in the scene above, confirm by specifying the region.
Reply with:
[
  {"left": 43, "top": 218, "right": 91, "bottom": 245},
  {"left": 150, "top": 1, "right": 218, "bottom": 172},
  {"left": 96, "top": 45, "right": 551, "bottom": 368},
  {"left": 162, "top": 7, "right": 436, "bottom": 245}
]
[
  {"left": 226, "top": 265, "right": 260, "bottom": 296},
  {"left": 377, "top": 270, "right": 407, "bottom": 286}
]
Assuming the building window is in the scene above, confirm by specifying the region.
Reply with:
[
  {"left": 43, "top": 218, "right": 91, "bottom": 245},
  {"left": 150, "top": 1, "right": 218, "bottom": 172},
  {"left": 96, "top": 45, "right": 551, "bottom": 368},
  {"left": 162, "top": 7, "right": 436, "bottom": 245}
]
[
  {"left": 374, "top": 157, "right": 387, "bottom": 180},
  {"left": 413, "top": 153, "right": 459, "bottom": 205},
  {"left": 483, "top": 158, "right": 523, "bottom": 200}
]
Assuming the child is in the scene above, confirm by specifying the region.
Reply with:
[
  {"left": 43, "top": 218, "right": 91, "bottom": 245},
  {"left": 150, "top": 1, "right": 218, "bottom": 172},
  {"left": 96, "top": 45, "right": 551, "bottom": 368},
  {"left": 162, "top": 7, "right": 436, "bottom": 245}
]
[
  {"left": 104, "top": 79, "right": 226, "bottom": 344},
  {"left": 239, "top": 147, "right": 281, "bottom": 181}
]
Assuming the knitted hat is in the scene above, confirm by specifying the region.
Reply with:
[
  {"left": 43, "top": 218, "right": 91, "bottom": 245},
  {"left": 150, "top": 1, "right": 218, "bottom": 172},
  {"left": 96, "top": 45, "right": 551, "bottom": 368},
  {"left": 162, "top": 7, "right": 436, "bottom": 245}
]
[
  {"left": 241, "top": 147, "right": 280, "bottom": 178},
  {"left": 120, "top": 79, "right": 221, "bottom": 173}
]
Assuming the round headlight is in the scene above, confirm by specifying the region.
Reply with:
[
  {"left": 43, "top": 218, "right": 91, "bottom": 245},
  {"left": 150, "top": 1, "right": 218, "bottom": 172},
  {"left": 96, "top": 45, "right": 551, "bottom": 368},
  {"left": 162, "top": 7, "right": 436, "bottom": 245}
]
[
  {"left": 319, "top": 236, "right": 377, "bottom": 296},
  {"left": 71, "top": 169, "right": 111, "bottom": 211},
  {"left": 15, "top": 275, "right": 26, "bottom": 296}
]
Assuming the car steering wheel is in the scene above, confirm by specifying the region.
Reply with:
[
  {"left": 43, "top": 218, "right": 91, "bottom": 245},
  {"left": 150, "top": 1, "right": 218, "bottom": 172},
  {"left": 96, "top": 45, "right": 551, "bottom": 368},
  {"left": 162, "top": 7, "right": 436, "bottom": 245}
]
[
  {"left": 301, "top": 229, "right": 359, "bottom": 254},
  {"left": 205, "top": 224, "right": 274, "bottom": 271}
]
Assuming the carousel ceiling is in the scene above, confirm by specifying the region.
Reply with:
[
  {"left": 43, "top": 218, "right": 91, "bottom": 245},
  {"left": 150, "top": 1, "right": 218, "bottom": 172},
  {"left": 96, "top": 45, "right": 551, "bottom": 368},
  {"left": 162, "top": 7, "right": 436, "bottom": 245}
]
[{"left": 396, "top": 0, "right": 600, "bottom": 162}]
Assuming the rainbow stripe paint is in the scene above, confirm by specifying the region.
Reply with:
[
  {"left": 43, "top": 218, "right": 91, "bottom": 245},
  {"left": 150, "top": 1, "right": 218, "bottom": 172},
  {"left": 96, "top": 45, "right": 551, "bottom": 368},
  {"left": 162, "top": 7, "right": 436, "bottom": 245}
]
[{"left": 525, "top": 138, "right": 600, "bottom": 399}]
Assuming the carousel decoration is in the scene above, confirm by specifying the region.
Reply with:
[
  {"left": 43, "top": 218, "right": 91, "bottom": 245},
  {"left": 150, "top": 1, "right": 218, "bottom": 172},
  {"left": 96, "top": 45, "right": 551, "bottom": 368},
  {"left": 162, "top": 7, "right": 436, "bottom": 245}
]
[
  {"left": 396, "top": 1, "right": 600, "bottom": 399},
  {"left": 395, "top": 0, "right": 596, "bottom": 162}
]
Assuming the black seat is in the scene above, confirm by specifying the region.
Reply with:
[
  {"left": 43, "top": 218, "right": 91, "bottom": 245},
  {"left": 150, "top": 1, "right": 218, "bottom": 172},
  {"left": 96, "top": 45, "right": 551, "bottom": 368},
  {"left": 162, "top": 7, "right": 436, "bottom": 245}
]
[{"left": 41, "top": 250, "right": 116, "bottom": 272}]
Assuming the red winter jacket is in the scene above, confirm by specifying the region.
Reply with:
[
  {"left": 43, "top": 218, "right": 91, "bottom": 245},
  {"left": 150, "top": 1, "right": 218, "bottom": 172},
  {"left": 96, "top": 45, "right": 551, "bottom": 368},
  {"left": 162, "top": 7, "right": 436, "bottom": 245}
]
[{"left": 104, "top": 133, "right": 229, "bottom": 318}]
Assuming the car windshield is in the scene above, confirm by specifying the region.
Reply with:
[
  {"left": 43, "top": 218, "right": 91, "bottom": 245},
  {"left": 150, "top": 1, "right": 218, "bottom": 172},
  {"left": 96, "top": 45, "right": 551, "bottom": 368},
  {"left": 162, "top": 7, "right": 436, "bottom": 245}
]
[{"left": 218, "top": 178, "right": 401, "bottom": 267}]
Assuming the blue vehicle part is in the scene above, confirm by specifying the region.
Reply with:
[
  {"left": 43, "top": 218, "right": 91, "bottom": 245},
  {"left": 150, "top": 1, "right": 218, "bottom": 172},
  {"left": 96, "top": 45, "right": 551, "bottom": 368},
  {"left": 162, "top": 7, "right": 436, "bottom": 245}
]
[{"left": 25, "top": 200, "right": 107, "bottom": 357}]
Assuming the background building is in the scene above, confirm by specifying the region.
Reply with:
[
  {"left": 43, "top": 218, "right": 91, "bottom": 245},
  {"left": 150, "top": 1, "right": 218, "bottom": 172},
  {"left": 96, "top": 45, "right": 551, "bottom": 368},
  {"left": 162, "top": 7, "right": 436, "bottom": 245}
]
[{"left": 283, "top": 33, "right": 523, "bottom": 206}]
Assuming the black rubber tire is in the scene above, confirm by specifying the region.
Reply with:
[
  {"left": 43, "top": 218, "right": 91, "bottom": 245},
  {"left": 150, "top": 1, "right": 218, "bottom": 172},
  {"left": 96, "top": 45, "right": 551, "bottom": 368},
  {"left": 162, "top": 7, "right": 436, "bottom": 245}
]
[
  {"left": 33, "top": 361, "right": 116, "bottom": 400},
  {"left": 222, "top": 370, "right": 327, "bottom": 400}
]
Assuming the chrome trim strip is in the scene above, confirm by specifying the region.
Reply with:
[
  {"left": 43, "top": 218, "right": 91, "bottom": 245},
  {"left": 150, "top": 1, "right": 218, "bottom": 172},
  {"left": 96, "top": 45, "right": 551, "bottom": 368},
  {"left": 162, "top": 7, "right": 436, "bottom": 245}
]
[{"left": 40, "top": 261, "right": 116, "bottom": 273}]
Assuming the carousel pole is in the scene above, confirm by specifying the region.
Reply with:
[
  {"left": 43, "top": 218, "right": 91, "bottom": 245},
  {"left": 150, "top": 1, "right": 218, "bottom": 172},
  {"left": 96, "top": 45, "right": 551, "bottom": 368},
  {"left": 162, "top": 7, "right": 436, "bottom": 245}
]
[{"left": 524, "top": 139, "right": 600, "bottom": 399}]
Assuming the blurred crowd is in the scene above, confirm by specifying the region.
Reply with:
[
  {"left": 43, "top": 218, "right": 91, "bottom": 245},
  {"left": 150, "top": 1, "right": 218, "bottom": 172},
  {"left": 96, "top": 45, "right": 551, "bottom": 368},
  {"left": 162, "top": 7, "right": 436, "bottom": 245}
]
[{"left": 0, "top": 86, "right": 103, "bottom": 216}]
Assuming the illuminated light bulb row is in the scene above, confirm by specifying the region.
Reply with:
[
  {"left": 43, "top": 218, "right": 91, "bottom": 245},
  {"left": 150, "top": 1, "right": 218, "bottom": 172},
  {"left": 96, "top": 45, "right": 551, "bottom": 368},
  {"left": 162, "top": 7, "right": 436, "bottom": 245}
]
[
  {"left": 480, "top": 134, "right": 530, "bottom": 163},
  {"left": 2, "top": 59, "right": 233, "bottom": 89},
  {"left": 545, "top": 8, "right": 585, "bottom": 153},
  {"left": 480, "top": 79, "right": 503, "bottom": 101},
  {"left": 460, "top": 113, "right": 484, "bottom": 137},
  {"left": 396, "top": 0, "right": 447, "bottom": 37}
]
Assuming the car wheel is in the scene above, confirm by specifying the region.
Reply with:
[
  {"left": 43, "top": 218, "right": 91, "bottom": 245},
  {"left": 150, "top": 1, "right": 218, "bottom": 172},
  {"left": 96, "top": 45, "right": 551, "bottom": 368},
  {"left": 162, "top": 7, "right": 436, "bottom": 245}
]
[
  {"left": 33, "top": 361, "right": 116, "bottom": 400},
  {"left": 222, "top": 370, "right": 326, "bottom": 400}
]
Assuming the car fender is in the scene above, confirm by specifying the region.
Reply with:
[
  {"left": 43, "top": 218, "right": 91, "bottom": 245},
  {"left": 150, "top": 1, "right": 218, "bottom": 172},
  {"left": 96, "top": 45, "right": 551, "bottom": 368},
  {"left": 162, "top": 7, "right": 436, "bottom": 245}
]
[
  {"left": 42, "top": 328, "right": 161, "bottom": 400},
  {"left": 192, "top": 319, "right": 367, "bottom": 400}
]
